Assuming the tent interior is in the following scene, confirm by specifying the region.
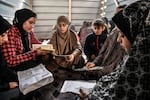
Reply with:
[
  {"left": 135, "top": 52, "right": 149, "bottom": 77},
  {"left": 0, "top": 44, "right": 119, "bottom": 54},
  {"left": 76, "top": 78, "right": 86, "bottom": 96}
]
[{"left": 0, "top": 0, "right": 138, "bottom": 39}]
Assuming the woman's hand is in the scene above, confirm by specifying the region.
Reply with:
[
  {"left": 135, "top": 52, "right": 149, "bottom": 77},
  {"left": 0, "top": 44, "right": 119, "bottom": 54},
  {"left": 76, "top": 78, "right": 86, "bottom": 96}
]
[
  {"left": 86, "top": 62, "right": 95, "bottom": 69},
  {"left": 36, "top": 48, "right": 47, "bottom": 56},
  {"left": 9, "top": 82, "right": 18, "bottom": 89},
  {"left": 67, "top": 54, "right": 75, "bottom": 62}
]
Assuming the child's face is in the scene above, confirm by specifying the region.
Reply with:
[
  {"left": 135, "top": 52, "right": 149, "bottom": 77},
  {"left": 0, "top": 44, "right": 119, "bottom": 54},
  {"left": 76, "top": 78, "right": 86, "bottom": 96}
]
[
  {"left": 117, "top": 29, "right": 132, "bottom": 53},
  {"left": 0, "top": 32, "right": 8, "bottom": 46},
  {"left": 23, "top": 17, "right": 36, "bottom": 33},
  {"left": 93, "top": 26, "right": 105, "bottom": 35},
  {"left": 57, "top": 22, "right": 68, "bottom": 34}
]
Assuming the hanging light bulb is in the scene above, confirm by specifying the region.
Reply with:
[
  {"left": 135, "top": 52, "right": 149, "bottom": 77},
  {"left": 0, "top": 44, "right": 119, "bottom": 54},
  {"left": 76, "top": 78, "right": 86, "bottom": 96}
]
[
  {"left": 101, "top": 1, "right": 105, "bottom": 4},
  {"left": 104, "top": 5, "right": 107, "bottom": 9},
  {"left": 100, "top": 0, "right": 107, "bottom": 17},
  {"left": 104, "top": 0, "right": 107, "bottom": 2}
]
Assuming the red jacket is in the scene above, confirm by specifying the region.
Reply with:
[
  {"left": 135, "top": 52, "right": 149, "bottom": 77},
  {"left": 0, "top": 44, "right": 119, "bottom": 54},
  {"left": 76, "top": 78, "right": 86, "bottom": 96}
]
[{"left": 2, "top": 25, "right": 41, "bottom": 67}]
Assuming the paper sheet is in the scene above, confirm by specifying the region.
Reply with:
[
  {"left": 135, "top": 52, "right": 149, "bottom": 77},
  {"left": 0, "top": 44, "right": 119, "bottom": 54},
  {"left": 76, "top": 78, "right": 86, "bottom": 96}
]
[{"left": 60, "top": 80, "right": 96, "bottom": 94}]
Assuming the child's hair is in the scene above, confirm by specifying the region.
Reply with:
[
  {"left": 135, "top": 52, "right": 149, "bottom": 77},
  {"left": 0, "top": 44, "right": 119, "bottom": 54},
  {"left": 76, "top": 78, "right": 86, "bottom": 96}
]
[
  {"left": 57, "top": 15, "right": 70, "bottom": 25},
  {"left": 92, "top": 19, "right": 105, "bottom": 27}
]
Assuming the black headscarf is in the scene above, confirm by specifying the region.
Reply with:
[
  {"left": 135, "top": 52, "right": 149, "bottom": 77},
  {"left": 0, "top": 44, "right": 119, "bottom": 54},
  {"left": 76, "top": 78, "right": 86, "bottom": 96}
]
[
  {"left": 112, "top": 0, "right": 150, "bottom": 44},
  {"left": 13, "top": 8, "right": 37, "bottom": 52},
  {"left": 0, "top": 15, "right": 11, "bottom": 35}
]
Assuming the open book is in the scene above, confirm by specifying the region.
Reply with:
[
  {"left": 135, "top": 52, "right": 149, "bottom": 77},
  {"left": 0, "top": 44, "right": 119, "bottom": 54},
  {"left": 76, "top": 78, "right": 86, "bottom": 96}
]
[
  {"left": 60, "top": 80, "right": 96, "bottom": 95},
  {"left": 17, "top": 64, "right": 54, "bottom": 95},
  {"left": 73, "top": 66, "right": 103, "bottom": 71},
  {"left": 32, "top": 44, "right": 55, "bottom": 52}
]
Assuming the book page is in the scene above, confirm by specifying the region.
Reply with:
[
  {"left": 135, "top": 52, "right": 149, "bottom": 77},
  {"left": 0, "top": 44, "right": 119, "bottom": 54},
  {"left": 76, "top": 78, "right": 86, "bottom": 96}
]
[
  {"left": 73, "top": 66, "right": 103, "bottom": 71},
  {"left": 17, "top": 64, "right": 54, "bottom": 94},
  {"left": 60, "top": 80, "right": 96, "bottom": 94}
]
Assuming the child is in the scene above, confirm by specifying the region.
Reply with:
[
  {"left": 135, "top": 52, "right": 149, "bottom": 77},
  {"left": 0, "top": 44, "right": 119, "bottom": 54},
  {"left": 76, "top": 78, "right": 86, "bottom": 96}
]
[
  {"left": 48, "top": 15, "right": 85, "bottom": 70},
  {"left": 45, "top": 15, "right": 85, "bottom": 99},
  {"left": 0, "top": 15, "right": 21, "bottom": 100},
  {"left": 84, "top": 19, "right": 107, "bottom": 62}
]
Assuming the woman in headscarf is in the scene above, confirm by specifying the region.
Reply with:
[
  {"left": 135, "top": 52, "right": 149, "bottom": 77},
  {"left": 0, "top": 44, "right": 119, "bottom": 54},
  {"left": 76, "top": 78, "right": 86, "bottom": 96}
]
[
  {"left": 1, "top": 8, "right": 47, "bottom": 71},
  {"left": 79, "top": 7, "right": 140, "bottom": 100}
]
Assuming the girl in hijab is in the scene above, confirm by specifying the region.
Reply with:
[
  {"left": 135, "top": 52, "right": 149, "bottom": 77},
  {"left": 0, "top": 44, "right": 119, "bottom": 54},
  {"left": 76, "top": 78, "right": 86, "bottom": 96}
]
[
  {"left": 1, "top": 8, "right": 47, "bottom": 71},
  {"left": 43, "top": 16, "right": 85, "bottom": 99},
  {"left": 48, "top": 15, "right": 85, "bottom": 71}
]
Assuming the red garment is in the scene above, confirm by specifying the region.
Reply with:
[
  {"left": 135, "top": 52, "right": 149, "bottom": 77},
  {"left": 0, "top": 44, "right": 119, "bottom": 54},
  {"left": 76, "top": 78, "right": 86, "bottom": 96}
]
[{"left": 2, "top": 25, "right": 41, "bottom": 67}]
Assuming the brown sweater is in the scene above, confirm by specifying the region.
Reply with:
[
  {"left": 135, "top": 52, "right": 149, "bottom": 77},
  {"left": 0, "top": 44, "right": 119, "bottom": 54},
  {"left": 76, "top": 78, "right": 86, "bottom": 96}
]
[
  {"left": 49, "top": 29, "right": 84, "bottom": 69},
  {"left": 92, "top": 28, "right": 126, "bottom": 75}
]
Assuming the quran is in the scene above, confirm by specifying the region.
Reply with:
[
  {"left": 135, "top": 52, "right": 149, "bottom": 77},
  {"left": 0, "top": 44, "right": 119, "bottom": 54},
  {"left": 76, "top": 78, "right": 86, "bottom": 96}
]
[{"left": 32, "top": 44, "right": 55, "bottom": 52}]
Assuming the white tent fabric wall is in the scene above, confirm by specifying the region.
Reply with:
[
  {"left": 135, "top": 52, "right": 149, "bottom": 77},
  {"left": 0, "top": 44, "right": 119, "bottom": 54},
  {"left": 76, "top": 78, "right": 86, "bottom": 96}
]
[
  {"left": 0, "top": 0, "right": 31, "bottom": 24},
  {"left": 32, "top": 0, "right": 138, "bottom": 39}
]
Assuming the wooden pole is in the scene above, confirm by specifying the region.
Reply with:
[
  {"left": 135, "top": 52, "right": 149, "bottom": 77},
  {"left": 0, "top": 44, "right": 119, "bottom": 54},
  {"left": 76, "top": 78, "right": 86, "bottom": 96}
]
[
  {"left": 69, "top": 0, "right": 72, "bottom": 22},
  {"left": 30, "top": 0, "right": 33, "bottom": 9}
]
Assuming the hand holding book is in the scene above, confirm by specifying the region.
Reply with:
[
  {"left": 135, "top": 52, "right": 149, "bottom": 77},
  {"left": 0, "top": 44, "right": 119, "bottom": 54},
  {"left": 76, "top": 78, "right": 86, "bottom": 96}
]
[{"left": 86, "top": 62, "right": 95, "bottom": 69}]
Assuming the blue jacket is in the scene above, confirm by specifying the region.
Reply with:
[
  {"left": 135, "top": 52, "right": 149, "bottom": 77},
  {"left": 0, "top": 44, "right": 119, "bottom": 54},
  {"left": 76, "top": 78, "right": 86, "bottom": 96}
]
[{"left": 84, "top": 32, "right": 107, "bottom": 61}]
